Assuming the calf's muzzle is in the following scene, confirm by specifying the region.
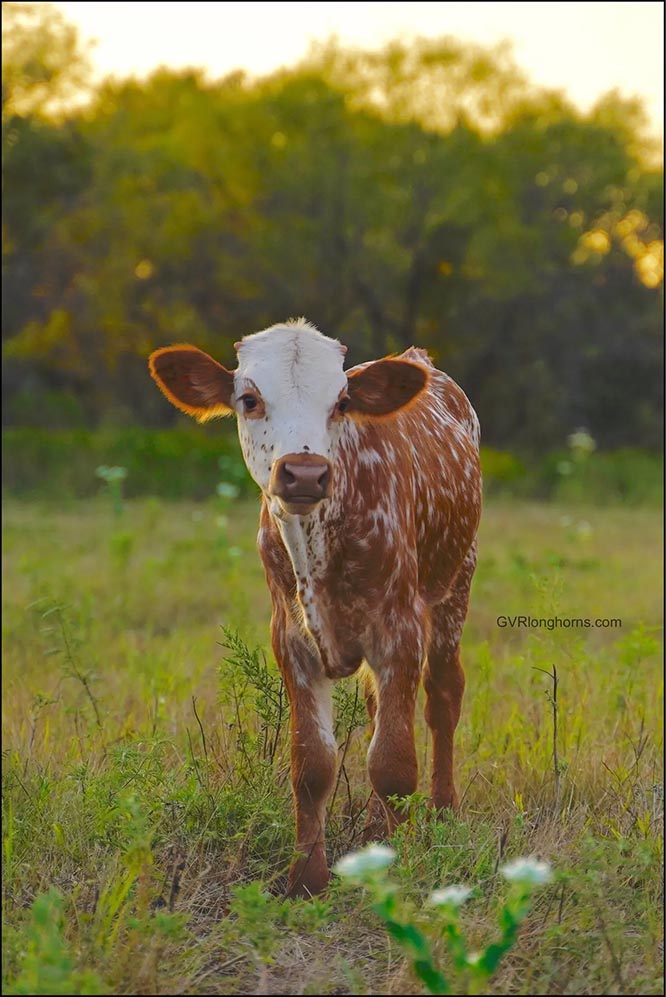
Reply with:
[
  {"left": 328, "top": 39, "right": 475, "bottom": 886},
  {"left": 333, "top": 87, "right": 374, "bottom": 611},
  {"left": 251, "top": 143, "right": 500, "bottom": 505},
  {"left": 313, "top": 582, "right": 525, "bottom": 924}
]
[{"left": 271, "top": 453, "right": 333, "bottom": 514}]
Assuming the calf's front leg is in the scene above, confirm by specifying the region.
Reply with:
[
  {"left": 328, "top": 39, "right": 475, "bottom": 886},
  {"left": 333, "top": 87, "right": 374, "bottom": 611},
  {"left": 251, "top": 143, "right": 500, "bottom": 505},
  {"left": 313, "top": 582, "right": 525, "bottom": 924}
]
[
  {"left": 272, "top": 609, "right": 337, "bottom": 897},
  {"left": 359, "top": 674, "right": 389, "bottom": 842}
]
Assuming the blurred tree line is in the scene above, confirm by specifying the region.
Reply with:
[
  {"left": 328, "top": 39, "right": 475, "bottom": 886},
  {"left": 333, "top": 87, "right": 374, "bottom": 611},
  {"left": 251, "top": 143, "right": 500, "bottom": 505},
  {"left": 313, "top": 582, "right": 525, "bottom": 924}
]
[{"left": 2, "top": 3, "right": 663, "bottom": 452}]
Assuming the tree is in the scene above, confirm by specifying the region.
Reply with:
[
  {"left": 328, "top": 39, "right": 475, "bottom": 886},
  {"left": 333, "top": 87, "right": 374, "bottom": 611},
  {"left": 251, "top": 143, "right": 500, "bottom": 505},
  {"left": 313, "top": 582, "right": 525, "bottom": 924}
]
[
  {"left": 2, "top": 2, "right": 91, "bottom": 119},
  {"left": 2, "top": 16, "right": 662, "bottom": 448}
]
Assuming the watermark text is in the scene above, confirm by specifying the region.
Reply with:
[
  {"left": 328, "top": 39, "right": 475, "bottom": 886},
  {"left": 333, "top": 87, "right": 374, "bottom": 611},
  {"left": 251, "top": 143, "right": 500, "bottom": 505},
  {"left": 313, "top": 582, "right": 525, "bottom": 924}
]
[{"left": 497, "top": 615, "right": 621, "bottom": 631}]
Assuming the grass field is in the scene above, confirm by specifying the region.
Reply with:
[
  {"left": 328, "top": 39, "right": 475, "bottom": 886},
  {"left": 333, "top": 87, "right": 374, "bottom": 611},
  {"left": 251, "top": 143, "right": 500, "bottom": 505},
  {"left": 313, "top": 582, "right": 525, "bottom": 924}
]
[{"left": 2, "top": 495, "right": 663, "bottom": 995}]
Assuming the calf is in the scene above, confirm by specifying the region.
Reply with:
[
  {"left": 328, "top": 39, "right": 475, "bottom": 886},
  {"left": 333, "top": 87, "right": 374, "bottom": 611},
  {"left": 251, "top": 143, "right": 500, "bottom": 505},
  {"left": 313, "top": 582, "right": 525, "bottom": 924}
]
[{"left": 149, "top": 319, "right": 481, "bottom": 896}]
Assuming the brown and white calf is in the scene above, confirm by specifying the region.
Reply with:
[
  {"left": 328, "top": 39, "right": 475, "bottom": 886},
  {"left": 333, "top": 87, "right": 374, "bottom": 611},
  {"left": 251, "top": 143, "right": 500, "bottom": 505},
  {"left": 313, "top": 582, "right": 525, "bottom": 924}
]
[{"left": 149, "top": 319, "right": 481, "bottom": 896}]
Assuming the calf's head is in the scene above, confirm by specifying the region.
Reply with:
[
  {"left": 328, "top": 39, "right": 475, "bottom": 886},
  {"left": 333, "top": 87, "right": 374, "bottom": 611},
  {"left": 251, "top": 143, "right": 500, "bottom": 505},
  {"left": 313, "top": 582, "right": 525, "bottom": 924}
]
[{"left": 149, "top": 320, "right": 428, "bottom": 516}]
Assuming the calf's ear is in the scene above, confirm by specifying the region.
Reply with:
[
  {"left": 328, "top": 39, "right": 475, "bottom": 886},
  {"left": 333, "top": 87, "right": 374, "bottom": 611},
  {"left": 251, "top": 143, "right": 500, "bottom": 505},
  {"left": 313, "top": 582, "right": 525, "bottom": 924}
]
[
  {"left": 148, "top": 345, "right": 235, "bottom": 421},
  {"left": 346, "top": 358, "right": 429, "bottom": 418}
]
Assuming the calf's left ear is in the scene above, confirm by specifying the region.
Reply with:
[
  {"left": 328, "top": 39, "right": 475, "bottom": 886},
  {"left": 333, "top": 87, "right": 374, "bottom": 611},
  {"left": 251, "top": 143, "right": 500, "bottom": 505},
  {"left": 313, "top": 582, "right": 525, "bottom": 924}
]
[
  {"left": 346, "top": 358, "right": 430, "bottom": 417},
  {"left": 148, "top": 345, "right": 235, "bottom": 421}
]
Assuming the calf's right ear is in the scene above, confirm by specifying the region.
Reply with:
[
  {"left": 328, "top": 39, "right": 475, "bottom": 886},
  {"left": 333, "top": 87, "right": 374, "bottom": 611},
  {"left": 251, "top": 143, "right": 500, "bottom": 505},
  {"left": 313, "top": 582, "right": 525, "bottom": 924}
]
[{"left": 148, "top": 345, "right": 235, "bottom": 422}]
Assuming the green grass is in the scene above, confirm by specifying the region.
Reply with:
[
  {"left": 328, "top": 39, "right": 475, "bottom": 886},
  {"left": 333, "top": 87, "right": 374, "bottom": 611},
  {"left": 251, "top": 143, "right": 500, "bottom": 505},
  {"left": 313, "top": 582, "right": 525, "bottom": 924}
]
[{"left": 2, "top": 496, "right": 663, "bottom": 995}]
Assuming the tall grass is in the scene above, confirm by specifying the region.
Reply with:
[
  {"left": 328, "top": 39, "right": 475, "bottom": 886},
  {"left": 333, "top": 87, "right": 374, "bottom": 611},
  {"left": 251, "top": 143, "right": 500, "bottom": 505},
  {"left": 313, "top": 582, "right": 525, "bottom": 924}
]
[{"left": 2, "top": 496, "right": 663, "bottom": 994}]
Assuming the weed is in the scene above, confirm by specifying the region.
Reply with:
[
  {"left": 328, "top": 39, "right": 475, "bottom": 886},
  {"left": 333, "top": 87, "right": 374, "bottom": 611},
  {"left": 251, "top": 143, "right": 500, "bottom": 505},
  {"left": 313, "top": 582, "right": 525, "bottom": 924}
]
[
  {"left": 220, "top": 627, "right": 288, "bottom": 767},
  {"left": 335, "top": 846, "right": 554, "bottom": 995},
  {"left": 94, "top": 466, "right": 127, "bottom": 518},
  {"left": 6, "top": 889, "right": 108, "bottom": 995}
]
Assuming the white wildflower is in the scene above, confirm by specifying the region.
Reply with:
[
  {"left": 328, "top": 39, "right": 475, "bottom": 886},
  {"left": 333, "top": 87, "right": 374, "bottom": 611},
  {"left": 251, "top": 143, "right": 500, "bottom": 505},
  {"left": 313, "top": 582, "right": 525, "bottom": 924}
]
[
  {"left": 500, "top": 857, "right": 552, "bottom": 886},
  {"left": 429, "top": 885, "right": 472, "bottom": 908},
  {"left": 217, "top": 482, "right": 240, "bottom": 500},
  {"left": 333, "top": 844, "right": 396, "bottom": 878},
  {"left": 568, "top": 429, "right": 597, "bottom": 455},
  {"left": 95, "top": 465, "right": 127, "bottom": 481}
]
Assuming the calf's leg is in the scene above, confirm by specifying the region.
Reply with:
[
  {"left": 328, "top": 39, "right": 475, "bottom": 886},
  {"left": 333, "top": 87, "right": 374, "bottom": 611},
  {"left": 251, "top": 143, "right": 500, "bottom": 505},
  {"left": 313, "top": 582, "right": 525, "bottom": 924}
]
[
  {"left": 272, "top": 610, "right": 337, "bottom": 897},
  {"left": 423, "top": 543, "right": 476, "bottom": 810},
  {"left": 366, "top": 621, "right": 425, "bottom": 832},
  {"left": 360, "top": 671, "right": 388, "bottom": 842}
]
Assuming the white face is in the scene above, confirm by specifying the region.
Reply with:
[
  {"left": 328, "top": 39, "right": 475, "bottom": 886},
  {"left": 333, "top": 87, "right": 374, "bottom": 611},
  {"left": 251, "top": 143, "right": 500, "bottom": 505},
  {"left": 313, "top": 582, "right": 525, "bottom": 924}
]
[{"left": 232, "top": 320, "right": 349, "bottom": 494}]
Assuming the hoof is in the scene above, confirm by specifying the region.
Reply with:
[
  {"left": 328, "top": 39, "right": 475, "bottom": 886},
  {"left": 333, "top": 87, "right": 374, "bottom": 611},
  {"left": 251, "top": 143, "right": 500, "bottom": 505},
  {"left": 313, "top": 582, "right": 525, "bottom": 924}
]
[
  {"left": 429, "top": 790, "right": 459, "bottom": 813},
  {"left": 359, "top": 793, "right": 389, "bottom": 844},
  {"left": 286, "top": 850, "right": 330, "bottom": 898}
]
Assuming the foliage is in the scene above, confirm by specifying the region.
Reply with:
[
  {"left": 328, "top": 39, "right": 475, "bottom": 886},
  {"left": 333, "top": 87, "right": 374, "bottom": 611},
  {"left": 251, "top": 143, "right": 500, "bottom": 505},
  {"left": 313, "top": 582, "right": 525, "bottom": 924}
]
[
  {"left": 2, "top": 426, "right": 256, "bottom": 500},
  {"left": 5, "top": 888, "right": 107, "bottom": 995},
  {"left": 220, "top": 627, "right": 288, "bottom": 767},
  {"left": 1, "top": 7, "right": 663, "bottom": 453},
  {"left": 3, "top": 428, "right": 662, "bottom": 505},
  {"left": 2, "top": 3, "right": 91, "bottom": 119}
]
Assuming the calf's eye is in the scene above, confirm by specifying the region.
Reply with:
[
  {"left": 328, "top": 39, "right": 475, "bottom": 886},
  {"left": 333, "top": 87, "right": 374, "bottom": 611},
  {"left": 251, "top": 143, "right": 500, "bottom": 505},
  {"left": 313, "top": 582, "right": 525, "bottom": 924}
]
[
  {"left": 240, "top": 394, "right": 258, "bottom": 412},
  {"left": 337, "top": 398, "right": 350, "bottom": 415}
]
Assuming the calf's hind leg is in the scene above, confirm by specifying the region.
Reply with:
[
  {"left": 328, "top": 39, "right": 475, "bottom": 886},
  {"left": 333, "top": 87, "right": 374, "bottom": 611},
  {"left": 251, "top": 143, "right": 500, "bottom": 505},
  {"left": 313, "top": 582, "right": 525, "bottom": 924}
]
[
  {"left": 360, "top": 671, "right": 388, "bottom": 842},
  {"left": 366, "top": 619, "right": 425, "bottom": 832},
  {"left": 423, "top": 544, "right": 476, "bottom": 810}
]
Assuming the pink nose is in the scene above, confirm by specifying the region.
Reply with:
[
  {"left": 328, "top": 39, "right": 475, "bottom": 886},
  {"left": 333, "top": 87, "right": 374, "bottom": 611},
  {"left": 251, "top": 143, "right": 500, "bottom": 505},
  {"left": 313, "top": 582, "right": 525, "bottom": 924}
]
[{"left": 271, "top": 453, "right": 333, "bottom": 504}]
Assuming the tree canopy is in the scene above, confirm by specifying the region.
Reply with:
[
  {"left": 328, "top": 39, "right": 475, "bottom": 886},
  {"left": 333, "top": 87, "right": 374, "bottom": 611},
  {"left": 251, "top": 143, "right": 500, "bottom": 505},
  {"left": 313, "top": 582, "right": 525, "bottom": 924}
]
[{"left": 2, "top": 4, "right": 663, "bottom": 450}]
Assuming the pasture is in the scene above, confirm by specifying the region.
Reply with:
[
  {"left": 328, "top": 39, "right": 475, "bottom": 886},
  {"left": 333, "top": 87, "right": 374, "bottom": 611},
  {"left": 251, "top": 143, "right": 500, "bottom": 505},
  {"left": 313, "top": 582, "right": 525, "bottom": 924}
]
[{"left": 2, "top": 495, "right": 663, "bottom": 995}]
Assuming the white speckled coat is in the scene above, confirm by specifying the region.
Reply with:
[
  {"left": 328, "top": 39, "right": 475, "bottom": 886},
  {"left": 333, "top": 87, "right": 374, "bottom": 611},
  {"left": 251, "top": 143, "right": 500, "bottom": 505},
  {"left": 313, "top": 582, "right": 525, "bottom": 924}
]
[{"left": 148, "top": 319, "right": 481, "bottom": 898}]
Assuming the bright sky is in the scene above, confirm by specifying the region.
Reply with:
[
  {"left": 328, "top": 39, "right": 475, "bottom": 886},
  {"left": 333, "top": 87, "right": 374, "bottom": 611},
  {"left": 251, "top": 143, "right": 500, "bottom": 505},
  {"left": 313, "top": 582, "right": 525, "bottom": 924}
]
[{"left": 53, "top": 1, "right": 663, "bottom": 138}]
